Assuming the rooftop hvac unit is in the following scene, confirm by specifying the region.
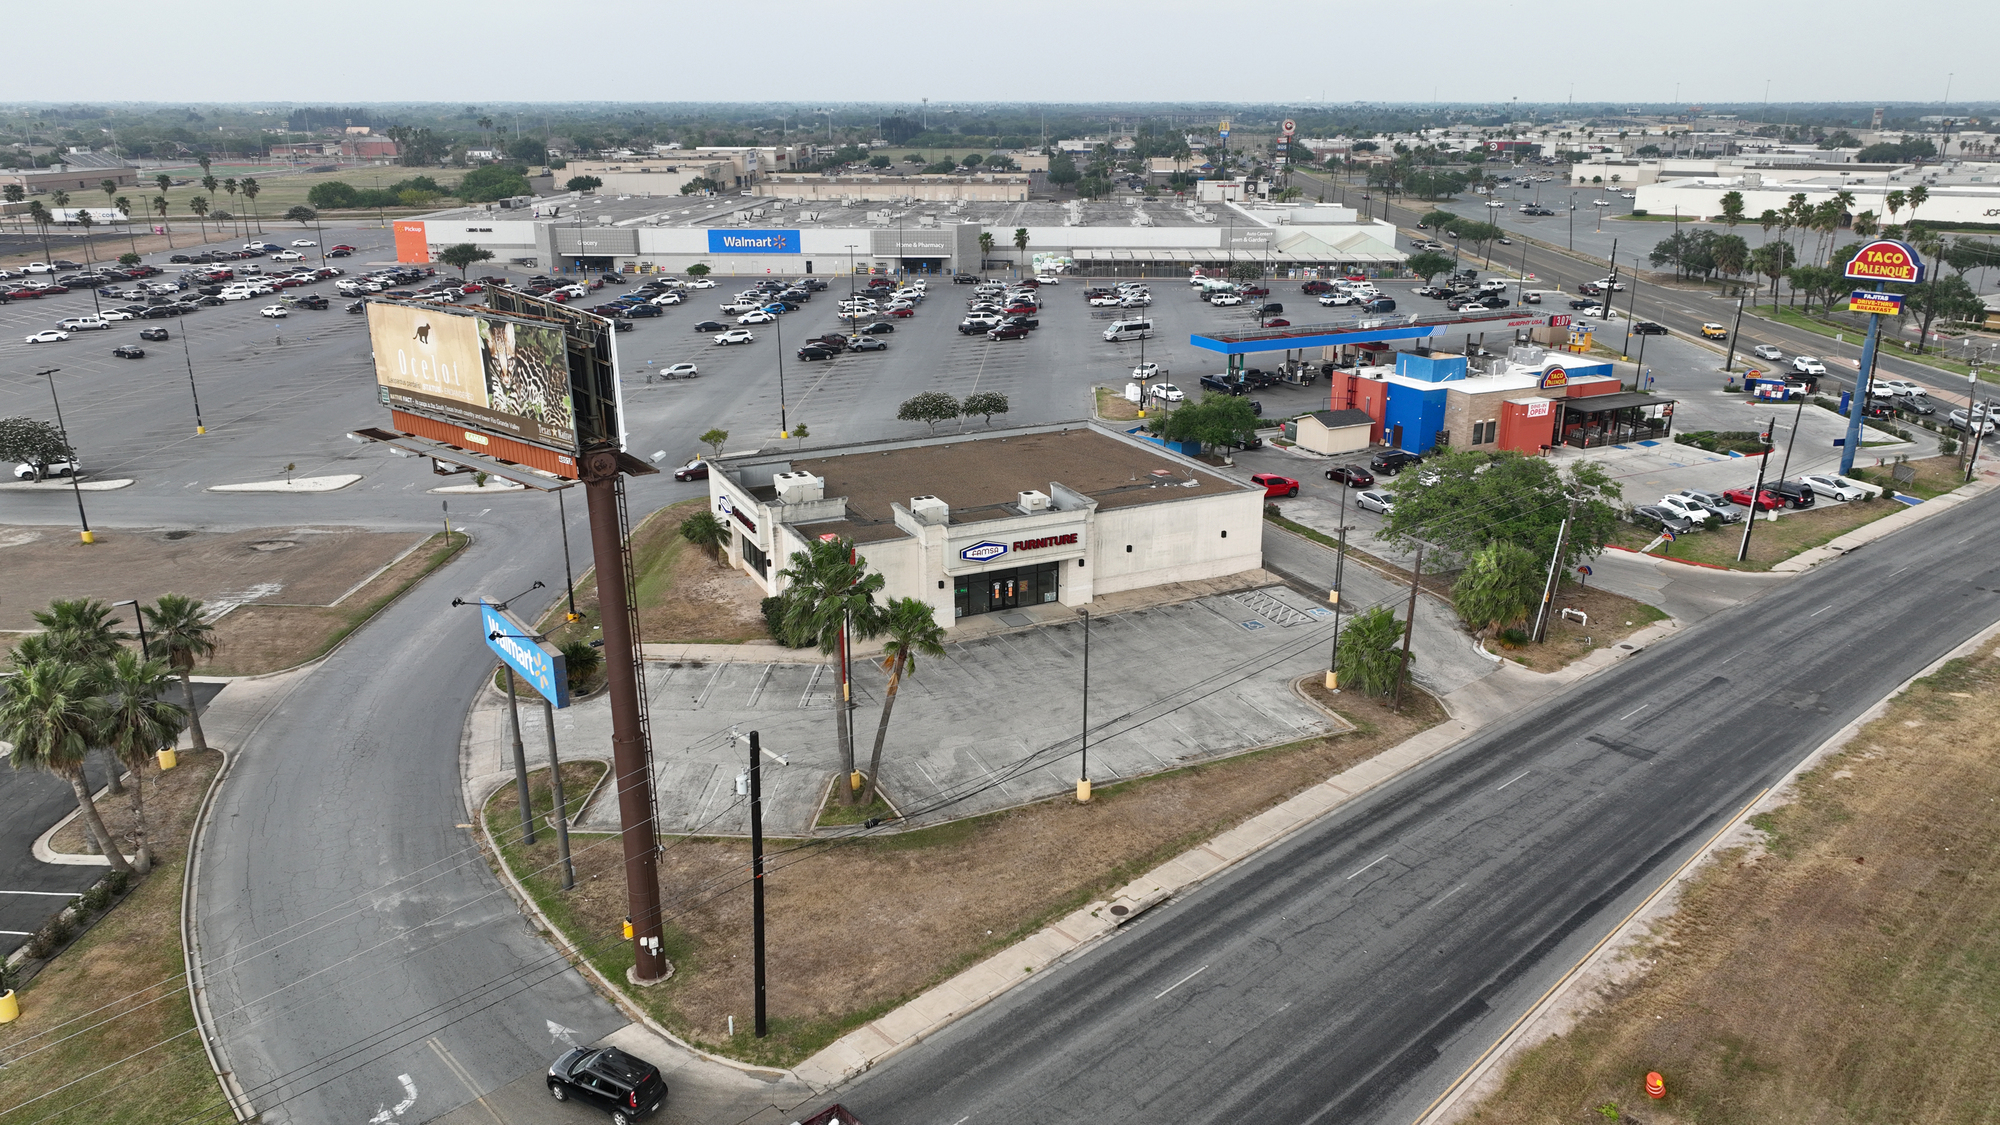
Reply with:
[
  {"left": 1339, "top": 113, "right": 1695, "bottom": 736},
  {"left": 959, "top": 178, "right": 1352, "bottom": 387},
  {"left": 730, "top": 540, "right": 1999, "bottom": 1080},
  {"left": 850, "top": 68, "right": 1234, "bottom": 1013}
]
[
  {"left": 773, "top": 472, "right": 824, "bottom": 504},
  {"left": 1018, "top": 490, "right": 1051, "bottom": 513},
  {"left": 909, "top": 495, "right": 949, "bottom": 525}
]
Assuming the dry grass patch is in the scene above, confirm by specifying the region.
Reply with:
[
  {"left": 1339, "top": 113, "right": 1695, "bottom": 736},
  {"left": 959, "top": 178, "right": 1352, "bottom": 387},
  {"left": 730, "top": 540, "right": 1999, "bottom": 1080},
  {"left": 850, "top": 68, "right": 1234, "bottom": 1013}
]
[
  {"left": 1607, "top": 499, "right": 1897, "bottom": 571},
  {"left": 534, "top": 500, "right": 770, "bottom": 648},
  {"left": 489, "top": 686, "right": 1443, "bottom": 1068},
  {"left": 201, "top": 532, "right": 466, "bottom": 674},
  {"left": 1849, "top": 454, "right": 1971, "bottom": 501},
  {"left": 1465, "top": 641, "right": 2000, "bottom": 1125},
  {"left": 1487, "top": 579, "right": 1668, "bottom": 674},
  {"left": 1094, "top": 386, "right": 1143, "bottom": 422},
  {"left": 0, "top": 750, "right": 225, "bottom": 1125}
]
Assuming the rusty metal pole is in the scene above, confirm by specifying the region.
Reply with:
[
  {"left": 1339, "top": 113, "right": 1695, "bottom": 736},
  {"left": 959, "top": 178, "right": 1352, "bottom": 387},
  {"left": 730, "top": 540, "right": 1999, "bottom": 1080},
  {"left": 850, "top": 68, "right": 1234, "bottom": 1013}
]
[
  {"left": 1393, "top": 545, "right": 1423, "bottom": 713},
  {"left": 582, "top": 456, "right": 666, "bottom": 983}
]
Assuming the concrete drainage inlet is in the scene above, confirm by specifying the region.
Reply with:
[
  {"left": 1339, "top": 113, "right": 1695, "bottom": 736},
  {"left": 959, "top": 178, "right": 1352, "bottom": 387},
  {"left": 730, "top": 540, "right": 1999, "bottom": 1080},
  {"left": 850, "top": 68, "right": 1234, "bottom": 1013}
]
[{"left": 250, "top": 540, "right": 298, "bottom": 552}]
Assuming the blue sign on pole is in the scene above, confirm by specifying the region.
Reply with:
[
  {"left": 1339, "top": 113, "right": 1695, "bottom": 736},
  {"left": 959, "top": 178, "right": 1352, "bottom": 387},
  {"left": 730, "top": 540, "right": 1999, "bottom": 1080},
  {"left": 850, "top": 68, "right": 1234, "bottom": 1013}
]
[
  {"left": 707, "top": 229, "right": 800, "bottom": 254},
  {"left": 480, "top": 601, "right": 569, "bottom": 708}
]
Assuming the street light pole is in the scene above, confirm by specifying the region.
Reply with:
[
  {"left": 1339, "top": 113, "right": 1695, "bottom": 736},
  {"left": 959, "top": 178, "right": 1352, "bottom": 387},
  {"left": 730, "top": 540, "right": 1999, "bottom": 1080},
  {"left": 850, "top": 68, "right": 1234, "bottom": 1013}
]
[
  {"left": 180, "top": 329, "right": 206, "bottom": 434},
  {"left": 112, "top": 599, "right": 151, "bottom": 659},
  {"left": 1721, "top": 291, "right": 1746, "bottom": 373},
  {"left": 1077, "top": 608, "right": 1091, "bottom": 802},
  {"left": 40, "top": 368, "right": 94, "bottom": 544}
]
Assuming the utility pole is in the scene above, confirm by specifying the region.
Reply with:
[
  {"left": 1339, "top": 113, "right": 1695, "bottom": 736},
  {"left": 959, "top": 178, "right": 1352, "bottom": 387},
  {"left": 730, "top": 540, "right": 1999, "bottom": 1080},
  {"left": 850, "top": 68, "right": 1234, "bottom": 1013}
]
[
  {"left": 1077, "top": 608, "right": 1091, "bottom": 802},
  {"left": 1721, "top": 291, "right": 1746, "bottom": 373},
  {"left": 1325, "top": 484, "right": 1353, "bottom": 690},
  {"left": 1736, "top": 417, "right": 1778, "bottom": 562},
  {"left": 748, "top": 731, "right": 768, "bottom": 1037},
  {"left": 1393, "top": 544, "right": 1423, "bottom": 713},
  {"left": 1533, "top": 502, "right": 1577, "bottom": 642}
]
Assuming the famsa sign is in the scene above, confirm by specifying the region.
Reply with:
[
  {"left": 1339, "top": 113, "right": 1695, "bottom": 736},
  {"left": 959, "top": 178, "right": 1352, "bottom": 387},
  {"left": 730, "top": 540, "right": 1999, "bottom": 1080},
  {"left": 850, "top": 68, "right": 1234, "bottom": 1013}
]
[{"left": 959, "top": 541, "right": 1008, "bottom": 563}]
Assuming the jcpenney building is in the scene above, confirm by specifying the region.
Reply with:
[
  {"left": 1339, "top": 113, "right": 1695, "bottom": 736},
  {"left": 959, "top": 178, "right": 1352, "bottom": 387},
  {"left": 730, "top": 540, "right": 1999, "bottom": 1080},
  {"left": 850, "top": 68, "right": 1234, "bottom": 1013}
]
[{"left": 707, "top": 424, "right": 1264, "bottom": 626}]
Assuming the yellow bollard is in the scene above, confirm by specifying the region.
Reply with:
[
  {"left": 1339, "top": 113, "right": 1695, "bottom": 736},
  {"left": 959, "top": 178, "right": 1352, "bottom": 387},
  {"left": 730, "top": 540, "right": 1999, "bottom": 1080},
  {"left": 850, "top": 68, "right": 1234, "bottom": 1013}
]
[
  {"left": 850, "top": 770, "right": 863, "bottom": 793},
  {"left": 157, "top": 748, "right": 178, "bottom": 771},
  {"left": 1324, "top": 670, "right": 1339, "bottom": 690},
  {"left": 621, "top": 917, "right": 634, "bottom": 940},
  {"left": 1076, "top": 778, "right": 1092, "bottom": 803},
  {"left": 0, "top": 990, "right": 18, "bottom": 1024},
  {"left": 80, "top": 530, "right": 95, "bottom": 544}
]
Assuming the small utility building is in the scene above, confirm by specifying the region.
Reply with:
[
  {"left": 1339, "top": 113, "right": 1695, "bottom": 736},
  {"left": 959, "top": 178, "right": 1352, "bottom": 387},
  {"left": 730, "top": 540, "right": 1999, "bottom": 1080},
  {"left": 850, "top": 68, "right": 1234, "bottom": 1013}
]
[{"left": 1285, "top": 409, "right": 1375, "bottom": 455}]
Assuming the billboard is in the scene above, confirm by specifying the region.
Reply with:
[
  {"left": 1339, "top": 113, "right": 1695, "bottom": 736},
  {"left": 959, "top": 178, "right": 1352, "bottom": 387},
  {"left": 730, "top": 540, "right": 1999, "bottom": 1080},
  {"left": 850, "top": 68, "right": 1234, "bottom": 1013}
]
[
  {"left": 708, "top": 229, "right": 800, "bottom": 254},
  {"left": 368, "top": 302, "right": 577, "bottom": 453},
  {"left": 393, "top": 220, "right": 430, "bottom": 263}
]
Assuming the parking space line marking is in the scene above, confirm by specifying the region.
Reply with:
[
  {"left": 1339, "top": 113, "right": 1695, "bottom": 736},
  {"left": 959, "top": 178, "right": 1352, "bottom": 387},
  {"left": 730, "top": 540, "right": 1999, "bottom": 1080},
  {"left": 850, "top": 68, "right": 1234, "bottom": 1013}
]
[
  {"left": 1496, "top": 771, "right": 1531, "bottom": 790},
  {"left": 1809, "top": 603, "right": 1835, "bottom": 617},
  {"left": 1618, "top": 704, "right": 1649, "bottom": 721},
  {"left": 1426, "top": 884, "right": 1468, "bottom": 910},
  {"left": 1346, "top": 854, "right": 1389, "bottom": 881},
  {"left": 0, "top": 890, "right": 85, "bottom": 896},
  {"left": 1154, "top": 964, "right": 1208, "bottom": 1000}
]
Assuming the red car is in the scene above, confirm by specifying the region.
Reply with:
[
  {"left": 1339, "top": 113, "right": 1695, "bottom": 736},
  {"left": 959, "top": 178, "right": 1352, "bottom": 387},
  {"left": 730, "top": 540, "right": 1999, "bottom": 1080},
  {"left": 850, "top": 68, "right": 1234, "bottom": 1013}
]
[
  {"left": 1301, "top": 281, "right": 1333, "bottom": 294},
  {"left": 1240, "top": 286, "right": 1270, "bottom": 297},
  {"left": 888, "top": 306, "right": 914, "bottom": 317},
  {"left": 1251, "top": 473, "right": 1300, "bottom": 498},
  {"left": 1004, "top": 303, "right": 1036, "bottom": 315},
  {"left": 460, "top": 283, "right": 483, "bottom": 293},
  {"left": 1265, "top": 318, "right": 1291, "bottom": 327},
  {"left": 6, "top": 287, "right": 43, "bottom": 299},
  {"left": 1723, "top": 486, "right": 1784, "bottom": 511},
  {"left": 987, "top": 324, "right": 1030, "bottom": 340},
  {"left": 331, "top": 244, "right": 355, "bottom": 253}
]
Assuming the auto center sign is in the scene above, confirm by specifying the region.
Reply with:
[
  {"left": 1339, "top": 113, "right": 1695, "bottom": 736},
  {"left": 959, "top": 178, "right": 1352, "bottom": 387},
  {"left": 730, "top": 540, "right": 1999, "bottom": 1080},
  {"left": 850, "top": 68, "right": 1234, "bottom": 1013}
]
[
  {"left": 708, "top": 229, "right": 800, "bottom": 254},
  {"left": 1843, "top": 239, "right": 1925, "bottom": 285}
]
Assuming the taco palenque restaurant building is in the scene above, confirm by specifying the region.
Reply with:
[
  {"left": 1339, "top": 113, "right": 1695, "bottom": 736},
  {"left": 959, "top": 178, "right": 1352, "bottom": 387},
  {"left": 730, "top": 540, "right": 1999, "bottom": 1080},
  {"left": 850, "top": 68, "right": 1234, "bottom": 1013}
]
[{"left": 708, "top": 423, "right": 1265, "bottom": 625}]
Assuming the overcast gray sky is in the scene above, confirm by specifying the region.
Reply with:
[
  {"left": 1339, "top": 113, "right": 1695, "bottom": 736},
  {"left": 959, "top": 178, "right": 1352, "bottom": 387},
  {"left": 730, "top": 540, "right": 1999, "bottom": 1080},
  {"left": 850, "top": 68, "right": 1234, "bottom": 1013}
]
[{"left": 28, "top": 0, "right": 1992, "bottom": 107}]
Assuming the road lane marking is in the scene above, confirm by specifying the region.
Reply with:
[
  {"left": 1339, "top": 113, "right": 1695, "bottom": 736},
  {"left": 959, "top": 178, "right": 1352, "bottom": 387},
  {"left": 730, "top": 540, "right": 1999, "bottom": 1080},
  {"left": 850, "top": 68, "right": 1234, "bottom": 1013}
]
[
  {"left": 1618, "top": 704, "right": 1649, "bottom": 721},
  {"left": 1154, "top": 964, "right": 1209, "bottom": 1000},
  {"left": 0, "top": 889, "right": 88, "bottom": 896},
  {"left": 1426, "top": 884, "right": 1468, "bottom": 910},
  {"left": 1347, "top": 854, "right": 1390, "bottom": 881},
  {"left": 426, "top": 1038, "right": 502, "bottom": 1125},
  {"left": 1889, "top": 565, "right": 1910, "bottom": 578},
  {"left": 1720, "top": 653, "right": 1739, "bottom": 664},
  {"left": 1496, "top": 771, "right": 1531, "bottom": 790},
  {"left": 1809, "top": 603, "right": 1835, "bottom": 616}
]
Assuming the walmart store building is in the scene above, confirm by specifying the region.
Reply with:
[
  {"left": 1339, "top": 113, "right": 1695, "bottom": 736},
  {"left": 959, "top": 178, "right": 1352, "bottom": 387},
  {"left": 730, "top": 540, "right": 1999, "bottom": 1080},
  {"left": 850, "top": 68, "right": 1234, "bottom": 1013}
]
[{"left": 707, "top": 424, "right": 1264, "bottom": 625}]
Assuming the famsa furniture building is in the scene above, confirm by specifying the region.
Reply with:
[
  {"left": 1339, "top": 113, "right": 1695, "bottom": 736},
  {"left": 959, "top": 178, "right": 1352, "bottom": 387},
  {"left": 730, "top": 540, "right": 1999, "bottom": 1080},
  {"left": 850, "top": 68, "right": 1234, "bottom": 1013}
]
[{"left": 707, "top": 424, "right": 1265, "bottom": 626}]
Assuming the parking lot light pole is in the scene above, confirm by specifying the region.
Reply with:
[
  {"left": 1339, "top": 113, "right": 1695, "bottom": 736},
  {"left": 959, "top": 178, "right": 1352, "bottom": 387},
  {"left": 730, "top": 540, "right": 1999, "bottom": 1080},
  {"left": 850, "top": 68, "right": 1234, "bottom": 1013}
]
[
  {"left": 1077, "top": 608, "right": 1091, "bottom": 802},
  {"left": 112, "top": 598, "right": 151, "bottom": 659},
  {"left": 178, "top": 330, "right": 207, "bottom": 435},
  {"left": 40, "top": 368, "right": 94, "bottom": 544},
  {"left": 1325, "top": 483, "right": 1353, "bottom": 691}
]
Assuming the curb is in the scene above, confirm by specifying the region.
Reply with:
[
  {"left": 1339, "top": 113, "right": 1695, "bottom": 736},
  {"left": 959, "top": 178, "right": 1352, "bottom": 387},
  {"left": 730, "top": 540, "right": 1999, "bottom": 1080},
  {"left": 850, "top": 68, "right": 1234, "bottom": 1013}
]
[{"left": 1416, "top": 610, "right": 2000, "bottom": 1125}]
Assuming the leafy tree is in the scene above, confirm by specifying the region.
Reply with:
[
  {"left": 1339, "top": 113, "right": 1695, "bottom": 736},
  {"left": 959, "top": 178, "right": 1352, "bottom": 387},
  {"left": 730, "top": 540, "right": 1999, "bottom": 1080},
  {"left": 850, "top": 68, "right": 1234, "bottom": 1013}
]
[
  {"left": 118, "top": 251, "right": 141, "bottom": 267},
  {"left": 686, "top": 263, "right": 710, "bottom": 277},
  {"left": 457, "top": 164, "right": 530, "bottom": 202},
  {"left": 0, "top": 417, "right": 73, "bottom": 480},
  {"left": 961, "top": 153, "right": 984, "bottom": 168},
  {"left": 1227, "top": 260, "right": 1265, "bottom": 281},
  {"left": 1750, "top": 240, "right": 1795, "bottom": 301},
  {"left": 699, "top": 428, "right": 728, "bottom": 456},
  {"left": 1452, "top": 541, "right": 1542, "bottom": 636},
  {"left": 985, "top": 154, "right": 1017, "bottom": 172},
  {"left": 0, "top": 662, "right": 130, "bottom": 874},
  {"left": 1406, "top": 169, "right": 1470, "bottom": 200},
  {"left": 862, "top": 597, "right": 946, "bottom": 805},
  {"left": 678, "top": 511, "right": 730, "bottom": 565},
  {"left": 776, "top": 538, "right": 885, "bottom": 804},
  {"left": 1046, "top": 151, "right": 1080, "bottom": 191},
  {"left": 1152, "top": 396, "right": 1260, "bottom": 450},
  {"left": 505, "top": 135, "right": 547, "bottom": 165},
  {"left": 98, "top": 650, "right": 185, "bottom": 873},
  {"left": 1407, "top": 251, "right": 1456, "bottom": 283},
  {"left": 1818, "top": 130, "right": 1859, "bottom": 150},
  {"left": 1336, "top": 605, "right": 1406, "bottom": 697},
  {"left": 284, "top": 205, "right": 317, "bottom": 227},
  {"left": 897, "top": 392, "right": 960, "bottom": 434},
  {"left": 564, "top": 175, "right": 604, "bottom": 193},
  {"left": 1383, "top": 450, "right": 1621, "bottom": 571},
  {"left": 961, "top": 391, "right": 1009, "bottom": 427},
  {"left": 1856, "top": 139, "right": 1936, "bottom": 164},
  {"left": 438, "top": 243, "right": 494, "bottom": 279},
  {"left": 867, "top": 155, "right": 891, "bottom": 169},
  {"left": 680, "top": 176, "right": 723, "bottom": 195},
  {"left": 1891, "top": 273, "right": 1986, "bottom": 354},
  {"left": 140, "top": 595, "right": 217, "bottom": 753}
]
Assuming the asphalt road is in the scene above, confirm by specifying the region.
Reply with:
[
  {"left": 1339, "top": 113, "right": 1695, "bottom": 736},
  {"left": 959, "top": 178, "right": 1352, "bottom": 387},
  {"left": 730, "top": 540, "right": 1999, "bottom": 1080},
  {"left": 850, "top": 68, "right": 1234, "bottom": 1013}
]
[{"left": 833, "top": 485, "right": 2000, "bottom": 1125}]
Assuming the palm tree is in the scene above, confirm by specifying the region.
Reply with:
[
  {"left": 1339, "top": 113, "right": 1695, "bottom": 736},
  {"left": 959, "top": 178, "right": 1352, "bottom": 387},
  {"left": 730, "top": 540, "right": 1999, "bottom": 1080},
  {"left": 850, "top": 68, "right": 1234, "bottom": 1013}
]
[
  {"left": 154, "top": 172, "right": 172, "bottom": 198},
  {"left": 1853, "top": 210, "right": 1879, "bottom": 238},
  {"left": 4, "top": 183, "right": 24, "bottom": 234},
  {"left": 189, "top": 195, "right": 210, "bottom": 238},
  {"left": 197, "top": 154, "right": 212, "bottom": 179},
  {"left": 477, "top": 115, "right": 494, "bottom": 151},
  {"left": 861, "top": 598, "right": 945, "bottom": 806},
  {"left": 1884, "top": 188, "right": 1905, "bottom": 230},
  {"left": 31, "top": 597, "right": 133, "bottom": 794},
  {"left": 240, "top": 177, "right": 261, "bottom": 232},
  {"left": 222, "top": 178, "right": 240, "bottom": 236},
  {"left": 1905, "top": 184, "right": 1928, "bottom": 231},
  {"left": 115, "top": 195, "right": 136, "bottom": 255},
  {"left": 142, "top": 595, "right": 217, "bottom": 752},
  {"left": 153, "top": 195, "right": 173, "bottom": 248},
  {"left": 27, "top": 201, "right": 54, "bottom": 264},
  {"left": 1012, "top": 227, "right": 1029, "bottom": 278},
  {"left": 100, "top": 178, "right": 118, "bottom": 211},
  {"left": 777, "top": 538, "right": 885, "bottom": 805},
  {"left": 977, "top": 230, "right": 994, "bottom": 266},
  {"left": 0, "top": 662, "right": 131, "bottom": 874},
  {"left": 99, "top": 650, "right": 185, "bottom": 874},
  {"left": 201, "top": 173, "right": 219, "bottom": 201}
]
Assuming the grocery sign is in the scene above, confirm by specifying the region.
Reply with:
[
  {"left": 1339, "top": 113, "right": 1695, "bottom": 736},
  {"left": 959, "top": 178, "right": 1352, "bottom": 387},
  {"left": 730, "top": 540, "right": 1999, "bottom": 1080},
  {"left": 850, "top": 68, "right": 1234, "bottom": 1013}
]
[
  {"left": 1848, "top": 290, "right": 1905, "bottom": 315},
  {"left": 707, "top": 229, "right": 800, "bottom": 254},
  {"left": 1843, "top": 239, "right": 1925, "bottom": 284}
]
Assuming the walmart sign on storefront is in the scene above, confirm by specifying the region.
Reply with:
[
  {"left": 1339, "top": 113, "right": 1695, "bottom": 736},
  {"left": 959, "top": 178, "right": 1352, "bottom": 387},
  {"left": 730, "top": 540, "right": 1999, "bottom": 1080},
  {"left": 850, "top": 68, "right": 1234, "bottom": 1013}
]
[{"left": 708, "top": 229, "right": 800, "bottom": 254}]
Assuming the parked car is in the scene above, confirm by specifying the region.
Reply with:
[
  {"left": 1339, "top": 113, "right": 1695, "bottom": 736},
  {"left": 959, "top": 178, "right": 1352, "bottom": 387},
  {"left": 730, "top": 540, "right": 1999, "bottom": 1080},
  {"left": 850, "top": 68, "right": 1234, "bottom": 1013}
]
[
  {"left": 987, "top": 324, "right": 1030, "bottom": 340},
  {"left": 1356, "top": 489, "right": 1395, "bottom": 515},
  {"left": 847, "top": 335, "right": 887, "bottom": 352},
  {"left": 691, "top": 320, "right": 728, "bottom": 332},
  {"left": 1655, "top": 494, "right": 1735, "bottom": 524},
  {"left": 672, "top": 458, "right": 709, "bottom": 482},
  {"left": 1369, "top": 449, "right": 1423, "bottom": 475},
  {"left": 1630, "top": 505, "right": 1695, "bottom": 534},
  {"left": 1797, "top": 473, "right": 1869, "bottom": 501},
  {"left": 1363, "top": 297, "right": 1397, "bottom": 313},
  {"left": 14, "top": 458, "right": 79, "bottom": 480},
  {"left": 112, "top": 345, "right": 146, "bottom": 359},
  {"left": 796, "top": 344, "right": 836, "bottom": 361},
  {"left": 1251, "top": 473, "right": 1300, "bottom": 498},
  {"left": 1324, "top": 465, "right": 1376, "bottom": 487},
  {"left": 1147, "top": 383, "right": 1185, "bottom": 402},
  {"left": 1751, "top": 344, "right": 1785, "bottom": 361},
  {"left": 1723, "top": 485, "right": 1785, "bottom": 511},
  {"left": 24, "top": 329, "right": 70, "bottom": 344},
  {"left": 1765, "top": 480, "right": 1816, "bottom": 509},
  {"left": 1871, "top": 378, "right": 1926, "bottom": 399},
  {"left": 713, "top": 329, "right": 755, "bottom": 345},
  {"left": 1210, "top": 294, "right": 1243, "bottom": 306},
  {"left": 546, "top": 1045, "right": 667, "bottom": 1123}
]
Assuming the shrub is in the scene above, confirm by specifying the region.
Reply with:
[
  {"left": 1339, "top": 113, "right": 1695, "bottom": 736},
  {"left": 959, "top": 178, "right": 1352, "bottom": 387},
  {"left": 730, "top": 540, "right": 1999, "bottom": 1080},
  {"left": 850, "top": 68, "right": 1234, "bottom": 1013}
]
[
  {"left": 80, "top": 883, "right": 112, "bottom": 914},
  {"left": 105, "top": 870, "right": 130, "bottom": 896},
  {"left": 1498, "top": 627, "right": 1531, "bottom": 648},
  {"left": 761, "top": 595, "right": 816, "bottom": 649}
]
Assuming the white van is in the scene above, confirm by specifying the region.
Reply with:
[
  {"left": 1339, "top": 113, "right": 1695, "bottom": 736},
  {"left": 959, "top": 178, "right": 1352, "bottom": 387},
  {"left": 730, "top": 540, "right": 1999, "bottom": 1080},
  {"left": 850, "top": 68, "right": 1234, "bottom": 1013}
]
[{"left": 1103, "top": 318, "right": 1153, "bottom": 342}]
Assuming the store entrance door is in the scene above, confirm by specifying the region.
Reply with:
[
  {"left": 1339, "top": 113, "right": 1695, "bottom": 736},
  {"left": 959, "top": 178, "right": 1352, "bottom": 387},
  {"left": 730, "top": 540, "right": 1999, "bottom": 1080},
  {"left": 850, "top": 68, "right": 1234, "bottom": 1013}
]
[{"left": 954, "top": 561, "right": 1062, "bottom": 619}]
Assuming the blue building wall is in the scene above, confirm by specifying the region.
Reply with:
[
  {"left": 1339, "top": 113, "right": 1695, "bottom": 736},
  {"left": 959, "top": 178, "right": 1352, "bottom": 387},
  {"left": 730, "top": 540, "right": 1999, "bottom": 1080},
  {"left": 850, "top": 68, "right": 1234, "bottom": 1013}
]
[
  {"left": 1382, "top": 384, "right": 1449, "bottom": 452},
  {"left": 1394, "top": 352, "right": 1469, "bottom": 383}
]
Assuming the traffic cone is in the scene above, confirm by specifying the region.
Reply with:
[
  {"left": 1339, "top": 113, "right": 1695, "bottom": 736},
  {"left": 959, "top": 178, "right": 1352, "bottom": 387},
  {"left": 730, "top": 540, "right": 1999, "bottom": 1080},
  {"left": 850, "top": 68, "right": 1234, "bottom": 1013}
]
[{"left": 1645, "top": 1071, "right": 1666, "bottom": 1099}]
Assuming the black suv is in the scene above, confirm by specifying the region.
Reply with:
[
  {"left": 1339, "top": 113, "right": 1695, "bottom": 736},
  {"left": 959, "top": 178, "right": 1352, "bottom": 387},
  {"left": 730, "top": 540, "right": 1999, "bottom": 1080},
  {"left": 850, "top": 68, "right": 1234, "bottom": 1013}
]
[
  {"left": 547, "top": 1046, "right": 667, "bottom": 1124},
  {"left": 1765, "top": 479, "right": 1816, "bottom": 509},
  {"left": 1633, "top": 321, "right": 1669, "bottom": 335},
  {"left": 1369, "top": 449, "right": 1423, "bottom": 475}
]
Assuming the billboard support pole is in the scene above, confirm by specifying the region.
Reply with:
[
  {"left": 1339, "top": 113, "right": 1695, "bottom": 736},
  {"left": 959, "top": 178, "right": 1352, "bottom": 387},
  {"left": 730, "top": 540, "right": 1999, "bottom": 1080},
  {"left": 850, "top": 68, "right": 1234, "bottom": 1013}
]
[
  {"left": 504, "top": 667, "right": 537, "bottom": 846},
  {"left": 582, "top": 452, "right": 668, "bottom": 984},
  {"left": 1839, "top": 312, "right": 1881, "bottom": 477},
  {"left": 542, "top": 695, "right": 575, "bottom": 890}
]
